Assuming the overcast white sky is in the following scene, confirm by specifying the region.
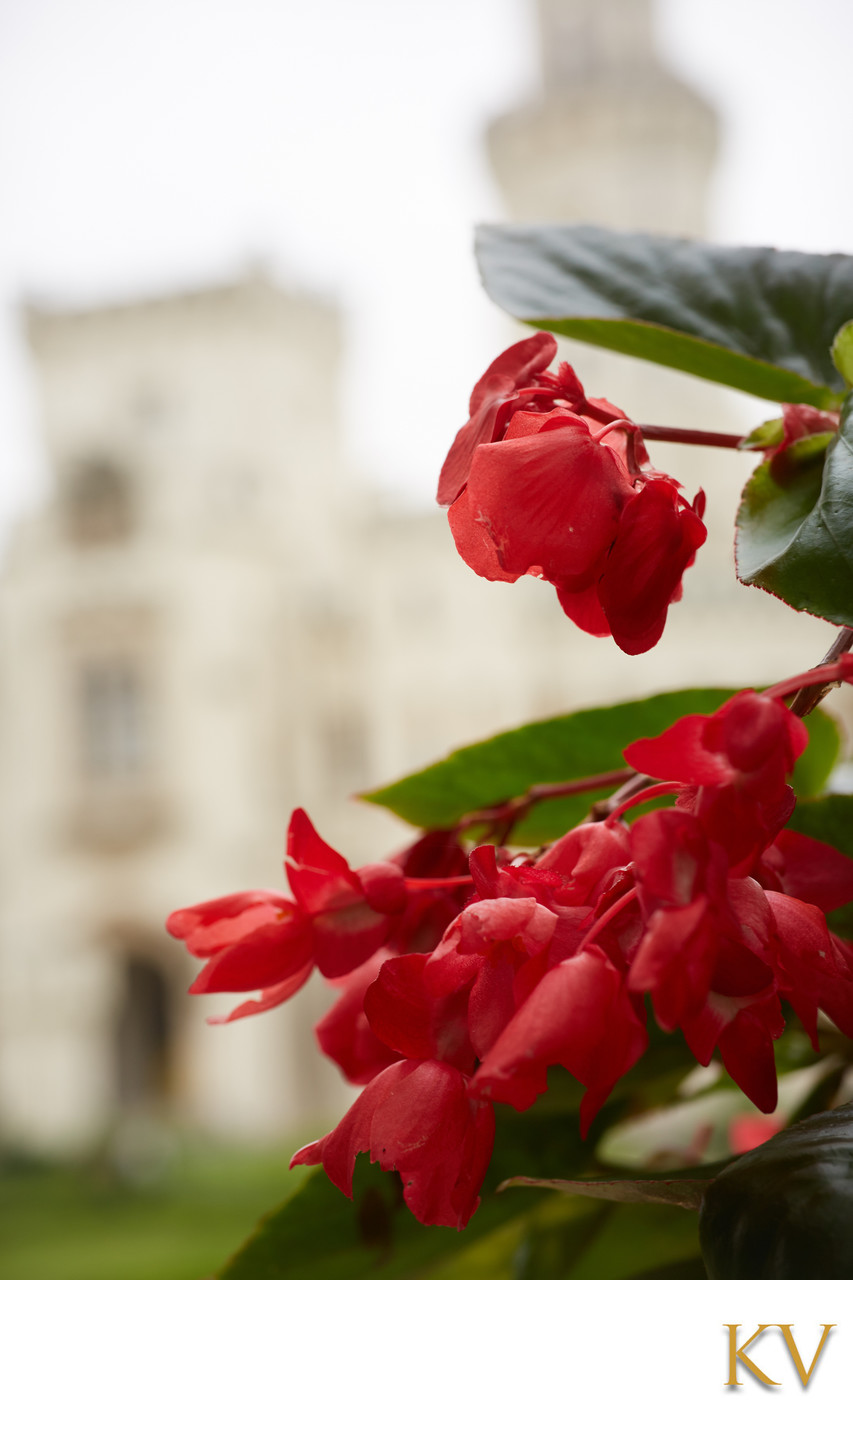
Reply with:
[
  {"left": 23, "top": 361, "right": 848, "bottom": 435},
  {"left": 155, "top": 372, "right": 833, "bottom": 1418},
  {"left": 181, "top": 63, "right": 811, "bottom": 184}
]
[{"left": 0, "top": 0, "right": 852, "bottom": 544}]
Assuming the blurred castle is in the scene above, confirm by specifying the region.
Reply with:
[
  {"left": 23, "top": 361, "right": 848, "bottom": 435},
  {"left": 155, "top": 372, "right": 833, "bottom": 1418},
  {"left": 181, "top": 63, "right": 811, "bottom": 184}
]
[{"left": 0, "top": 0, "right": 837, "bottom": 1153}]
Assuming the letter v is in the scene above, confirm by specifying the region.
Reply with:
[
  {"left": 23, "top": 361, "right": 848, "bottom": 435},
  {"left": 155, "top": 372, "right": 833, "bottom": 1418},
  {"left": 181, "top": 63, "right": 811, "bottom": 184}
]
[{"left": 777, "top": 1325, "right": 835, "bottom": 1387}]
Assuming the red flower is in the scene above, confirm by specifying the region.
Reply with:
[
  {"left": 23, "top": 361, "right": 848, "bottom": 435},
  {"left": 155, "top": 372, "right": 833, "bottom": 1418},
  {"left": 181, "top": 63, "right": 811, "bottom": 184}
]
[
  {"left": 168, "top": 808, "right": 408, "bottom": 1018},
  {"left": 471, "top": 946, "right": 648, "bottom": 1136},
  {"left": 364, "top": 893, "right": 562, "bottom": 1072},
  {"left": 291, "top": 1058, "right": 495, "bottom": 1230},
  {"left": 438, "top": 331, "right": 569, "bottom": 505},
  {"left": 754, "top": 828, "right": 853, "bottom": 914},
  {"left": 729, "top": 1112, "right": 785, "bottom": 1154},
  {"left": 624, "top": 690, "right": 808, "bottom": 871},
  {"left": 446, "top": 406, "right": 705, "bottom": 655},
  {"left": 315, "top": 950, "right": 402, "bottom": 1085}
]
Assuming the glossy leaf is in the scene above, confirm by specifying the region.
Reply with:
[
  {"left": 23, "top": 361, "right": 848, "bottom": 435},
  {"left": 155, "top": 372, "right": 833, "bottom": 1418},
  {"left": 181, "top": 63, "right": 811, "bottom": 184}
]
[
  {"left": 217, "top": 1159, "right": 534, "bottom": 1280},
  {"left": 362, "top": 690, "right": 838, "bottom": 844},
  {"left": 475, "top": 224, "right": 853, "bottom": 407},
  {"left": 699, "top": 1104, "right": 853, "bottom": 1278},
  {"left": 832, "top": 320, "right": 853, "bottom": 386},
  {"left": 217, "top": 1053, "right": 699, "bottom": 1279},
  {"left": 736, "top": 393, "right": 853, "bottom": 625},
  {"left": 218, "top": 1084, "right": 593, "bottom": 1279},
  {"left": 791, "top": 706, "right": 840, "bottom": 801}
]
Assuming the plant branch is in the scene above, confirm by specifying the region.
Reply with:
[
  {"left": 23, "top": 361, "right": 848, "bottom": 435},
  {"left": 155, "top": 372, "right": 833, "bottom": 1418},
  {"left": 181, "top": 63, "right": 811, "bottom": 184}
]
[
  {"left": 588, "top": 771, "right": 656, "bottom": 822},
  {"left": 638, "top": 424, "right": 745, "bottom": 449},
  {"left": 787, "top": 627, "right": 853, "bottom": 718},
  {"left": 454, "top": 767, "right": 632, "bottom": 842}
]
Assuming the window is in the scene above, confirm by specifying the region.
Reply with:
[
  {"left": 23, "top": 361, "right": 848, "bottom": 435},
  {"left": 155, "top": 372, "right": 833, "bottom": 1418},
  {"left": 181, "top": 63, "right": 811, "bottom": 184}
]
[
  {"left": 64, "top": 457, "right": 132, "bottom": 544},
  {"left": 79, "top": 660, "right": 147, "bottom": 777}
]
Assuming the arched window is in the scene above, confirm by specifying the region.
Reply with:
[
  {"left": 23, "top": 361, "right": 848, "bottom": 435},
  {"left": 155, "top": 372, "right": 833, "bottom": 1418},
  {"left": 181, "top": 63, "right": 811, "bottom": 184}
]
[{"left": 64, "top": 457, "right": 133, "bottom": 544}]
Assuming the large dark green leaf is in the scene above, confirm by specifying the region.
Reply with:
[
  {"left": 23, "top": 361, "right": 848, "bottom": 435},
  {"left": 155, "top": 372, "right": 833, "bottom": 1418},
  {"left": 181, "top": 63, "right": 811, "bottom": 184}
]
[
  {"left": 362, "top": 689, "right": 838, "bottom": 845},
  {"left": 736, "top": 392, "right": 853, "bottom": 625},
  {"left": 217, "top": 1052, "right": 699, "bottom": 1279},
  {"left": 699, "top": 1104, "right": 853, "bottom": 1278},
  {"left": 217, "top": 1160, "right": 537, "bottom": 1280},
  {"left": 475, "top": 224, "right": 853, "bottom": 407},
  {"left": 218, "top": 1080, "right": 594, "bottom": 1279}
]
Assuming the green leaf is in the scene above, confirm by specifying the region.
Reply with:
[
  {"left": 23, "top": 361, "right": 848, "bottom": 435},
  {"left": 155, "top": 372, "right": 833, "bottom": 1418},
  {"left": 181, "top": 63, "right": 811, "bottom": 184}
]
[
  {"left": 362, "top": 687, "right": 732, "bottom": 843},
  {"left": 217, "top": 1159, "right": 534, "bottom": 1279},
  {"left": 735, "top": 392, "right": 853, "bottom": 625},
  {"left": 362, "top": 689, "right": 837, "bottom": 844},
  {"left": 699, "top": 1103, "right": 853, "bottom": 1277},
  {"left": 475, "top": 224, "right": 853, "bottom": 406},
  {"left": 216, "top": 1053, "right": 700, "bottom": 1279},
  {"left": 832, "top": 319, "right": 853, "bottom": 386},
  {"left": 791, "top": 706, "right": 840, "bottom": 800},
  {"left": 741, "top": 417, "right": 784, "bottom": 451},
  {"left": 217, "top": 1080, "right": 601, "bottom": 1279}
]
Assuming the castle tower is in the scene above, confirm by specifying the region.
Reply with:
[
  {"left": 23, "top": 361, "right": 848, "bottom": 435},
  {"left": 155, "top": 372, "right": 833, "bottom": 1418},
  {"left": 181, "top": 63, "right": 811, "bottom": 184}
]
[
  {"left": 488, "top": 0, "right": 717, "bottom": 235},
  {"left": 482, "top": 0, "right": 834, "bottom": 716}
]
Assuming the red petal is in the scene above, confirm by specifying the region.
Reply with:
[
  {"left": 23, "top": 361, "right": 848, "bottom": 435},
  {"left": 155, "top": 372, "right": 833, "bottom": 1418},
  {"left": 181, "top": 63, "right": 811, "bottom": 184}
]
[
  {"left": 208, "top": 960, "right": 315, "bottom": 1024},
  {"left": 537, "top": 821, "right": 631, "bottom": 904},
  {"left": 624, "top": 713, "right": 724, "bottom": 784},
  {"left": 166, "top": 890, "right": 293, "bottom": 955},
  {"left": 464, "top": 425, "right": 630, "bottom": 587},
  {"left": 762, "top": 828, "right": 853, "bottom": 913},
  {"left": 717, "top": 1004, "right": 780, "bottom": 1113},
  {"left": 188, "top": 909, "right": 314, "bottom": 993},
  {"left": 468, "top": 332, "right": 558, "bottom": 418},
  {"left": 357, "top": 861, "right": 407, "bottom": 914},
  {"left": 555, "top": 581, "right": 611, "bottom": 637},
  {"left": 363, "top": 951, "right": 476, "bottom": 1068},
  {"left": 447, "top": 484, "right": 519, "bottom": 582},
  {"left": 315, "top": 951, "right": 400, "bottom": 1085},
  {"left": 311, "top": 903, "right": 391, "bottom": 979},
  {"left": 600, "top": 479, "right": 706, "bottom": 655},
  {"left": 473, "top": 948, "right": 648, "bottom": 1129},
  {"left": 286, "top": 808, "right": 353, "bottom": 877},
  {"left": 437, "top": 332, "right": 558, "bottom": 506}
]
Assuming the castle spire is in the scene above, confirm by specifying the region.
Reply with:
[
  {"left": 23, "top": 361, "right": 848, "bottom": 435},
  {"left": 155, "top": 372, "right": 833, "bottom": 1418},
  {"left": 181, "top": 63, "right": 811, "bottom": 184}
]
[
  {"left": 537, "top": 0, "right": 655, "bottom": 90},
  {"left": 488, "top": 0, "right": 717, "bottom": 235}
]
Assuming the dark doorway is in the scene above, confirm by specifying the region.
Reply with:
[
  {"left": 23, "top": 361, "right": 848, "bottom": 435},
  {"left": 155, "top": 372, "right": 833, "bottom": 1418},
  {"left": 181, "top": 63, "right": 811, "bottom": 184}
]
[{"left": 114, "top": 956, "right": 174, "bottom": 1110}]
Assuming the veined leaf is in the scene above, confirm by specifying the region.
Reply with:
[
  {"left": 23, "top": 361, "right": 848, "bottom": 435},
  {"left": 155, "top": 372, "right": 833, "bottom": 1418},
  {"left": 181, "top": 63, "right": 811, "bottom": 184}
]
[
  {"left": 476, "top": 224, "right": 853, "bottom": 406},
  {"left": 736, "top": 392, "right": 853, "bottom": 626},
  {"left": 362, "top": 689, "right": 838, "bottom": 845}
]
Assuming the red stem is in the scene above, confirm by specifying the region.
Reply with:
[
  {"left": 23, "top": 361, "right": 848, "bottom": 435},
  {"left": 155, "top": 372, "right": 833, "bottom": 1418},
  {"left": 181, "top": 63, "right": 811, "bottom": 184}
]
[
  {"left": 639, "top": 424, "right": 745, "bottom": 449},
  {"left": 582, "top": 886, "right": 639, "bottom": 949},
  {"left": 454, "top": 767, "right": 632, "bottom": 838},
  {"left": 605, "top": 781, "right": 683, "bottom": 826},
  {"left": 404, "top": 875, "right": 474, "bottom": 890}
]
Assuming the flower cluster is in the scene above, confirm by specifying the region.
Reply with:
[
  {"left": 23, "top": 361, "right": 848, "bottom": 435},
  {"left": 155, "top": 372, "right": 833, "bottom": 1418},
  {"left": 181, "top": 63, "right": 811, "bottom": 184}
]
[
  {"left": 438, "top": 333, "right": 707, "bottom": 655},
  {"left": 168, "top": 684, "right": 853, "bottom": 1232}
]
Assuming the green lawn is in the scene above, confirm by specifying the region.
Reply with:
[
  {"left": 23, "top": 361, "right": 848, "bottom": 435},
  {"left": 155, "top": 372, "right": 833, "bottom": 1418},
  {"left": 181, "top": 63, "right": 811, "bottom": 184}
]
[{"left": 0, "top": 1140, "right": 309, "bottom": 1279}]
